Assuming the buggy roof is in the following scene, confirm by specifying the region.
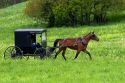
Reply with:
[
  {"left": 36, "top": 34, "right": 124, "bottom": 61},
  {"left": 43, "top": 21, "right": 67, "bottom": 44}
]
[{"left": 15, "top": 28, "right": 47, "bottom": 34}]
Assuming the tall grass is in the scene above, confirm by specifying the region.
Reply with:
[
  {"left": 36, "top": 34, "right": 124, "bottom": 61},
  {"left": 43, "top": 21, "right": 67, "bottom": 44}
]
[{"left": 0, "top": 2, "right": 125, "bottom": 83}]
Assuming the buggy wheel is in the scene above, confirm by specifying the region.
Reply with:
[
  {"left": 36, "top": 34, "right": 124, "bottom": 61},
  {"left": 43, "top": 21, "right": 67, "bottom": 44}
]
[
  {"left": 4, "top": 46, "right": 23, "bottom": 60},
  {"left": 34, "top": 48, "right": 46, "bottom": 59}
]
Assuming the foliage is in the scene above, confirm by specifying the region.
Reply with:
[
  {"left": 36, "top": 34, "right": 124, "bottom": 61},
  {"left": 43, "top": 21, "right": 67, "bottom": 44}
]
[{"left": 25, "top": 0, "right": 125, "bottom": 27}]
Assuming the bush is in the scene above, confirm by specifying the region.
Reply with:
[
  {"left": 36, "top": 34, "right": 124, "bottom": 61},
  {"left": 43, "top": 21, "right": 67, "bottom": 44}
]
[{"left": 25, "top": 0, "right": 125, "bottom": 27}]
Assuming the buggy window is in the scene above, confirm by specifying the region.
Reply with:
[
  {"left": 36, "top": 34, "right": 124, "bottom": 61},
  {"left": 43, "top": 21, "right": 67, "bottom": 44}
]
[{"left": 31, "top": 34, "right": 36, "bottom": 43}]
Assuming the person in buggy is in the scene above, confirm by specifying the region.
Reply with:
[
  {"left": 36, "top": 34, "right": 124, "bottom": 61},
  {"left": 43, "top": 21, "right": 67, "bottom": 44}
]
[{"left": 32, "top": 42, "right": 42, "bottom": 49}]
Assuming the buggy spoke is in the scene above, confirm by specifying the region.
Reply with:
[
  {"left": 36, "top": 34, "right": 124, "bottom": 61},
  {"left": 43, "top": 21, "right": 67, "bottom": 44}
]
[
  {"left": 4, "top": 46, "right": 23, "bottom": 60},
  {"left": 34, "top": 48, "right": 46, "bottom": 59}
]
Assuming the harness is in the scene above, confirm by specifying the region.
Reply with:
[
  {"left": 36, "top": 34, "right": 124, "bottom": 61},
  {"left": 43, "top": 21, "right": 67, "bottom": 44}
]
[
  {"left": 60, "top": 37, "right": 88, "bottom": 47},
  {"left": 74, "top": 37, "right": 88, "bottom": 46},
  {"left": 81, "top": 38, "right": 88, "bottom": 46}
]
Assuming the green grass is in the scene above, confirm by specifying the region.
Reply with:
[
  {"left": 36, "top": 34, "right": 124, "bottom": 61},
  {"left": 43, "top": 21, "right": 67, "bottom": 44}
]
[{"left": 0, "top": 2, "right": 125, "bottom": 83}]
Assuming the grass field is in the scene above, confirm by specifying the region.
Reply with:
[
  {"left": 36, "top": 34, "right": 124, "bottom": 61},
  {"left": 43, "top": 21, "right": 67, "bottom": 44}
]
[{"left": 0, "top": 2, "right": 125, "bottom": 83}]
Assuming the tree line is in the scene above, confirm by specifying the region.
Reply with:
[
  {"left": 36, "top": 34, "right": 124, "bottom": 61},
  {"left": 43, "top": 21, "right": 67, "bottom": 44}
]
[{"left": 25, "top": 0, "right": 125, "bottom": 27}]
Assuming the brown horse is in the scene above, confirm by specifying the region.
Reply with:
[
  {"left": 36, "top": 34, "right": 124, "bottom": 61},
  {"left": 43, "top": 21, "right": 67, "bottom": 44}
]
[{"left": 52, "top": 32, "right": 99, "bottom": 60}]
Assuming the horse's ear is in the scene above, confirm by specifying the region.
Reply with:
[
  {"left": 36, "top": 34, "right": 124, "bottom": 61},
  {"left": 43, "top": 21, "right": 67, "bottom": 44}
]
[{"left": 92, "top": 31, "right": 94, "bottom": 34}]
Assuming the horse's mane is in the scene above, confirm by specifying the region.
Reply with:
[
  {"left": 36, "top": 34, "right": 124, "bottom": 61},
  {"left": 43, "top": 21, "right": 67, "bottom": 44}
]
[{"left": 83, "top": 32, "right": 91, "bottom": 38}]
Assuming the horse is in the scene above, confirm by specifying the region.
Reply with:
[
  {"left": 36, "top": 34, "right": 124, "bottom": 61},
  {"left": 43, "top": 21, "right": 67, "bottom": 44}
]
[{"left": 51, "top": 32, "right": 99, "bottom": 60}]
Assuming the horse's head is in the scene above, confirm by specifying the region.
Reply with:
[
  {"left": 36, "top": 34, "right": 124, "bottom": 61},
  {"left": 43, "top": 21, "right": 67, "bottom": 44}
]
[{"left": 89, "top": 32, "right": 99, "bottom": 41}]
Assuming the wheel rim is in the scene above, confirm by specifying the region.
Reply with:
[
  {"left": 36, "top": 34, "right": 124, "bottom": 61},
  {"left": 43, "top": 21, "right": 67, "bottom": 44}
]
[
  {"left": 34, "top": 48, "right": 46, "bottom": 59},
  {"left": 4, "top": 46, "right": 23, "bottom": 60},
  {"left": 34, "top": 49, "right": 41, "bottom": 59},
  {"left": 4, "top": 46, "right": 14, "bottom": 59}
]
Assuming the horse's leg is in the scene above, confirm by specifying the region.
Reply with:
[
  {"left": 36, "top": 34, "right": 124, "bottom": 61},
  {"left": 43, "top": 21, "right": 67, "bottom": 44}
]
[
  {"left": 54, "top": 49, "right": 62, "bottom": 59},
  {"left": 62, "top": 48, "right": 67, "bottom": 61},
  {"left": 84, "top": 50, "right": 92, "bottom": 60},
  {"left": 74, "top": 51, "right": 80, "bottom": 59}
]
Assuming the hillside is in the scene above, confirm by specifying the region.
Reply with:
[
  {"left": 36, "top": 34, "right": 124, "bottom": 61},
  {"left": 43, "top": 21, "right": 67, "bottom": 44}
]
[
  {"left": 0, "top": 2, "right": 125, "bottom": 83},
  {"left": 0, "top": 2, "right": 36, "bottom": 55}
]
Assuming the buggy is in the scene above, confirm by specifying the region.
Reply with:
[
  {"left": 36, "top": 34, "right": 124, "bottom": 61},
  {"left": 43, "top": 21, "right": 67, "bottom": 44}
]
[{"left": 4, "top": 28, "right": 51, "bottom": 59}]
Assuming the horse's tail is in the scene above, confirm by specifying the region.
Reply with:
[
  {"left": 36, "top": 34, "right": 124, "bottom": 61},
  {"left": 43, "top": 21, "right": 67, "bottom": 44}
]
[{"left": 48, "top": 39, "right": 61, "bottom": 53}]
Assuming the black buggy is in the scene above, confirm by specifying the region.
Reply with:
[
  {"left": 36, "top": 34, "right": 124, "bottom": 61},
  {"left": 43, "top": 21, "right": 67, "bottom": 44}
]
[{"left": 4, "top": 28, "right": 53, "bottom": 59}]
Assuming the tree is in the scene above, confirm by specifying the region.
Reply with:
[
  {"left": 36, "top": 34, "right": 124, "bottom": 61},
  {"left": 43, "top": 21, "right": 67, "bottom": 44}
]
[
  {"left": 92, "top": 0, "right": 124, "bottom": 23},
  {"left": 25, "top": 0, "right": 125, "bottom": 27}
]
